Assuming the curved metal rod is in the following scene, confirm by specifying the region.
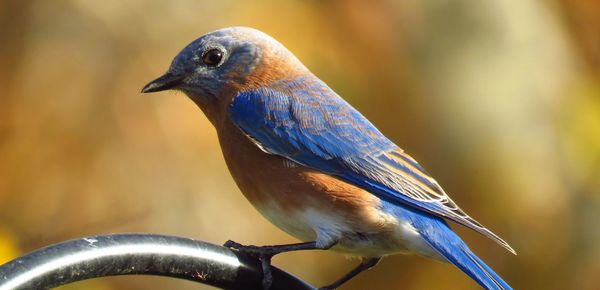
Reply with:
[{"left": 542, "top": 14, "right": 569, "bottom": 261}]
[{"left": 0, "top": 234, "right": 316, "bottom": 290}]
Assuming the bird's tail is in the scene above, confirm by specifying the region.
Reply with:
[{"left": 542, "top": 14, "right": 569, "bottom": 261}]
[{"left": 419, "top": 220, "right": 512, "bottom": 290}]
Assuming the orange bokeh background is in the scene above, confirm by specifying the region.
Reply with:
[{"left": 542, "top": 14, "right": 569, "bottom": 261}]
[{"left": 1, "top": 1, "right": 599, "bottom": 289}]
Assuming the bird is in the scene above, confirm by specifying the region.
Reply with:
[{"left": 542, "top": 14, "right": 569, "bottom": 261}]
[{"left": 142, "top": 27, "right": 515, "bottom": 290}]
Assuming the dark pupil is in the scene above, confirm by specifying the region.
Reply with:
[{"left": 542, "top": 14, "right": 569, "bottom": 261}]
[{"left": 202, "top": 49, "right": 222, "bottom": 66}]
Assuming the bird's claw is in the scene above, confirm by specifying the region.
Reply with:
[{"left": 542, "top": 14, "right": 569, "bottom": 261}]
[
  {"left": 259, "top": 254, "right": 273, "bottom": 290},
  {"left": 223, "top": 239, "right": 243, "bottom": 249},
  {"left": 223, "top": 240, "right": 277, "bottom": 257},
  {"left": 223, "top": 240, "right": 275, "bottom": 290}
]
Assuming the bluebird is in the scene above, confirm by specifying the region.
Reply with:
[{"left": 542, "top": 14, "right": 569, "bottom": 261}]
[{"left": 142, "top": 27, "right": 515, "bottom": 290}]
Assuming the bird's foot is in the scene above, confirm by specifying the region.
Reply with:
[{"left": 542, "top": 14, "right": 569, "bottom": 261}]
[
  {"left": 223, "top": 240, "right": 280, "bottom": 257},
  {"left": 224, "top": 240, "right": 276, "bottom": 290}
]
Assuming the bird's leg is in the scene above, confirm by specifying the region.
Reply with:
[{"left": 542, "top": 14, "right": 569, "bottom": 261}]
[
  {"left": 224, "top": 240, "right": 336, "bottom": 290},
  {"left": 224, "top": 240, "right": 334, "bottom": 256},
  {"left": 319, "top": 257, "right": 381, "bottom": 290}
]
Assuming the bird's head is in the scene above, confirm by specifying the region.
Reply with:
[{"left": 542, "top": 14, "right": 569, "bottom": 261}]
[{"left": 142, "top": 27, "right": 306, "bottom": 114}]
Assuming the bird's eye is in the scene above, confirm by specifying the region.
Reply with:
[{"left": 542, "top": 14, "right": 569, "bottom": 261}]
[{"left": 201, "top": 48, "right": 223, "bottom": 67}]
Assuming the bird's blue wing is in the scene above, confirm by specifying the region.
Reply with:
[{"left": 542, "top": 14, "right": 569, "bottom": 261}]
[{"left": 229, "top": 77, "right": 514, "bottom": 254}]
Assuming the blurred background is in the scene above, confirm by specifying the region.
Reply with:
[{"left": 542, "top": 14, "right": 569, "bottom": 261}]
[{"left": 1, "top": 0, "right": 599, "bottom": 289}]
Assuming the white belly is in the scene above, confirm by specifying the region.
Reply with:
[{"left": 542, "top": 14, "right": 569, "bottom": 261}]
[{"left": 254, "top": 199, "right": 445, "bottom": 260}]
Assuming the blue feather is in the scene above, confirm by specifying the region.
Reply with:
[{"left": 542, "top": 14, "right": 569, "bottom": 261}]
[
  {"left": 382, "top": 201, "right": 512, "bottom": 290},
  {"left": 229, "top": 76, "right": 514, "bottom": 255}
]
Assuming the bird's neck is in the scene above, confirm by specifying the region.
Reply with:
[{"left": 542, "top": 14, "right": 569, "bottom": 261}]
[
  {"left": 186, "top": 50, "right": 311, "bottom": 127},
  {"left": 185, "top": 87, "right": 237, "bottom": 127}
]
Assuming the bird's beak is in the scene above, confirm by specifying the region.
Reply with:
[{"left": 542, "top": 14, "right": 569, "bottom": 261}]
[{"left": 141, "top": 72, "right": 183, "bottom": 93}]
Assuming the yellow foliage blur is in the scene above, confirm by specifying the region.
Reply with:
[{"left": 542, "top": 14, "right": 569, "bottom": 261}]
[{"left": 0, "top": 227, "right": 19, "bottom": 265}]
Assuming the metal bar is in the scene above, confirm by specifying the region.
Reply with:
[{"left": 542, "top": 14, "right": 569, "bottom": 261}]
[{"left": 0, "top": 234, "right": 316, "bottom": 290}]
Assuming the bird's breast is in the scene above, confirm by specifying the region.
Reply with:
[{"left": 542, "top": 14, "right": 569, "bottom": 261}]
[
  {"left": 215, "top": 119, "right": 388, "bottom": 232},
  {"left": 213, "top": 118, "right": 441, "bottom": 258}
]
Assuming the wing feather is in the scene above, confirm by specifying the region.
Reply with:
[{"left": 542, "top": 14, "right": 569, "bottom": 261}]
[{"left": 229, "top": 77, "right": 515, "bottom": 254}]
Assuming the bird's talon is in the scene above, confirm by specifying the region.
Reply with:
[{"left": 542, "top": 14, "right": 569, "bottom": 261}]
[
  {"left": 223, "top": 240, "right": 243, "bottom": 249},
  {"left": 259, "top": 254, "right": 273, "bottom": 290},
  {"left": 224, "top": 242, "right": 277, "bottom": 257}
]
